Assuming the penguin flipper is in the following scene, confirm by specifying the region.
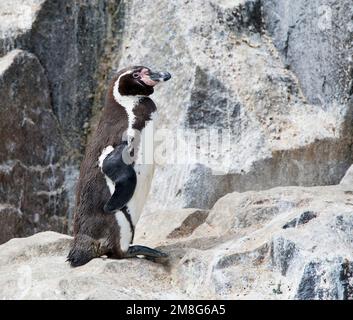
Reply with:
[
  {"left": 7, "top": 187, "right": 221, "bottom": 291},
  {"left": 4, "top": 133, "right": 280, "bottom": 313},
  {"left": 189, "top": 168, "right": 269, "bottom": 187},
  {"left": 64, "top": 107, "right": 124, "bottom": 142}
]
[
  {"left": 101, "top": 141, "right": 137, "bottom": 214},
  {"left": 103, "top": 167, "right": 137, "bottom": 214}
]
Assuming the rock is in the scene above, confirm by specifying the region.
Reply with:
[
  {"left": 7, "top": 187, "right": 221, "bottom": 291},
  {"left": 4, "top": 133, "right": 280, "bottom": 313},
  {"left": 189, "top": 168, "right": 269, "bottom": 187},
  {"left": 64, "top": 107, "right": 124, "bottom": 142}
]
[
  {"left": 295, "top": 259, "right": 353, "bottom": 300},
  {"left": 112, "top": 0, "right": 353, "bottom": 213},
  {"left": 189, "top": 184, "right": 353, "bottom": 299},
  {"left": 135, "top": 208, "right": 209, "bottom": 247},
  {"left": 0, "top": 232, "right": 184, "bottom": 300},
  {"left": 0, "top": 0, "right": 122, "bottom": 241},
  {"left": 0, "top": 50, "right": 70, "bottom": 244},
  {"left": 0, "top": 0, "right": 122, "bottom": 152},
  {"left": 282, "top": 211, "right": 317, "bottom": 229},
  {"left": 340, "top": 164, "right": 353, "bottom": 189},
  {"left": 1, "top": 0, "right": 353, "bottom": 300},
  {"left": 1, "top": 181, "right": 353, "bottom": 299},
  {"left": 270, "top": 236, "right": 298, "bottom": 276},
  {"left": 263, "top": 0, "right": 353, "bottom": 105}
]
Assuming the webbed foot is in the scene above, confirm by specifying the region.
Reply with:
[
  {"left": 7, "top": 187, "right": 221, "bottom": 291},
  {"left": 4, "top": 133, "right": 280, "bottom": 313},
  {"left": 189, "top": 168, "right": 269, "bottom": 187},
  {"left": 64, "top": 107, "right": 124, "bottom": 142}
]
[{"left": 125, "top": 245, "right": 169, "bottom": 263}]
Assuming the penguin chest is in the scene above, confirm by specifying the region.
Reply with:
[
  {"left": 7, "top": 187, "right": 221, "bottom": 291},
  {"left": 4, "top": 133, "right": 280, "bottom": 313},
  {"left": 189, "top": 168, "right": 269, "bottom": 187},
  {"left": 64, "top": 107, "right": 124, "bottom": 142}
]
[
  {"left": 107, "top": 159, "right": 154, "bottom": 252},
  {"left": 97, "top": 113, "right": 157, "bottom": 252},
  {"left": 98, "top": 144, "right": 155, "bottom": 253},
  {"left": 126, "top": 115, "right": 156, "bottom": 225},
  {"left": 113, "top": 164, "right": 154, "bottom": 253}
]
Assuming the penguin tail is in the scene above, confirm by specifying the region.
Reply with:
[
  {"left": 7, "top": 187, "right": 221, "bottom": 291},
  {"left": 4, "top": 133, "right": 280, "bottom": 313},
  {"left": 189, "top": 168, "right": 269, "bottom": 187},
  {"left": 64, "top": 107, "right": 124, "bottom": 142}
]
[{"left": 67, "top": 234, "right": 100, "bottom": 267}]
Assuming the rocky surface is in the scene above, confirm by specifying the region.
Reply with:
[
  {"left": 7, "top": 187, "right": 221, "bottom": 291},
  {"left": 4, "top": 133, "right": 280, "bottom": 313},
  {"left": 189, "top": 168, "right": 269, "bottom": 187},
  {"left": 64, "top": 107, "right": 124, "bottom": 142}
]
[
  {"left": 0, "top": 0, "right": 122, "bottom": 242},
  {"left": 1, "top": 169, "right": 353, "bottom": 300},
  {"left": 1, "top": 0, "right": 352, "bottom": 240},
  {"left": 263, "top": 0, "right": 353, "bottom": 105},
  {"left": 0, "top": 0, "right": 122, "bottom": 151},
  {"left": 0, "top": 50, "right": 68, "bottom": 243},
  {"left": 1, "top": 0, "right": 353, "bottom": 300},
  {"left": 114, "top": 0, "right": 353, "bottom": 212}
]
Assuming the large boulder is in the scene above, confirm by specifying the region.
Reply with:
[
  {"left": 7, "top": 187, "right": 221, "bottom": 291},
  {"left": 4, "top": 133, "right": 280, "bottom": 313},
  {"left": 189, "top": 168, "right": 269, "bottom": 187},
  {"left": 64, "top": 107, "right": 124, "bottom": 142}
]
[
  {"left": 0, "top": 50, "right": 70, "bottom": 244},
  {"left": 0, "top": 0, "right": 122, "bottom": 242},
  {"left": 1, "top": 172, "right": 353, "bottom": 299},
  {"left": 0, "top": 232, "right": 185, "bottom": 300},
  {"left": 112, "top": 0, "right": 353, "bottom": 213},
  {"left": 263, "top": 0, "right": 353, "bottom": 105},
  {"left": 0, "top": 0, "right": 122, "bottom": 152}
]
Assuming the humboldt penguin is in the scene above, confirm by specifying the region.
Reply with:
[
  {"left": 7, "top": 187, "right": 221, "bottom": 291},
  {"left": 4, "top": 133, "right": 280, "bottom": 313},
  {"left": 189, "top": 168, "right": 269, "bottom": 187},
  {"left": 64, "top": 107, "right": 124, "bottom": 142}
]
[{"left": 67, "top": 66, "right": 171, "bottom": 267}]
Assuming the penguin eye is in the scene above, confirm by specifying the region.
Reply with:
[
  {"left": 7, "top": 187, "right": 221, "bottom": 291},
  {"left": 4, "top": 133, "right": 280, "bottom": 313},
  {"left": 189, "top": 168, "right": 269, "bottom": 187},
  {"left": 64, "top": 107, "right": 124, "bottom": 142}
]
[{"left": 132, "top": 72, "right": 140, "bottom": 79}]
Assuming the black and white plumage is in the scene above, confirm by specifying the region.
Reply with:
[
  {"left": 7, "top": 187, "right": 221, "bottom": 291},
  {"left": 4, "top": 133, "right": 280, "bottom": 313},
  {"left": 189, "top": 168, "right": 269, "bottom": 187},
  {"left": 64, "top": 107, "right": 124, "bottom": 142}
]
[
  {"left": 97, "top": 95, "right": 158, "bottom": 252},
  {"left": 67, "top": 66, "right": 171, "bottom": 267},
  {"left": 99, "top": 141, "right": 137, "bottom": 214}
]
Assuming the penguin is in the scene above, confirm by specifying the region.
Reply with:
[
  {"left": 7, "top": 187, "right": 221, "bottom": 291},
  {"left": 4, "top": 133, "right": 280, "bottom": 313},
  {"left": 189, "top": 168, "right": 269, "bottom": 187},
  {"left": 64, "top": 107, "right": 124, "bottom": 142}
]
[{"left": 67, "top": 66, "right": 171, "bottom": 267}]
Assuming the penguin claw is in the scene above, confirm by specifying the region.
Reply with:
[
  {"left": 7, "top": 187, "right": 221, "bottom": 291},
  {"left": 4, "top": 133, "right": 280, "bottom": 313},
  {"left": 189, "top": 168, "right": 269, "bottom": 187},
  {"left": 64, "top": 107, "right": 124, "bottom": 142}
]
[{"left": 125, "top": 245, "right": 169, "bottom": 263}]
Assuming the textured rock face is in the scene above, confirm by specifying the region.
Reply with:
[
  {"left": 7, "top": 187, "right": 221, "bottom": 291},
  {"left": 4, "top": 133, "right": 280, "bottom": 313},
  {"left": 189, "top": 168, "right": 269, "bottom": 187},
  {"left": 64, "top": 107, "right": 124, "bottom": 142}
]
[
  {"left": 189, "top": 184, "right": 353, "bottom": 299},
  {"left": 1, "top": 0, "right": 353, "bottom": 300},
  {"left": 0, "top": 50, "right": 68, "bottom": 244},
  {"left": 114, "top": 0, "right": 353, "bottom": 212},
  {"left": 0, "top": 0, "right": 122, "bottom": 242},
  {"left": 263, "top": 0, "right": 353, "bottom": 105},
  {"left": 0, "top": 0, "right": 122, "bottom": 151},
  {"left": 1, "top": 173, "right": 353, "bottom": 299},
  {"left": 1, "top": 0, "right": 352, "bottom": 239}
]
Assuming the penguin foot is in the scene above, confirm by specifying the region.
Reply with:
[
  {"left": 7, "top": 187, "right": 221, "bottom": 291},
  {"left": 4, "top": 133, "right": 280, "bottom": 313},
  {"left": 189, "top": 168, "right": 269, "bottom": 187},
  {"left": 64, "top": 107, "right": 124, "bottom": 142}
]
[{"left": 125, "top": 245, "right": 169, "bottom": 263}]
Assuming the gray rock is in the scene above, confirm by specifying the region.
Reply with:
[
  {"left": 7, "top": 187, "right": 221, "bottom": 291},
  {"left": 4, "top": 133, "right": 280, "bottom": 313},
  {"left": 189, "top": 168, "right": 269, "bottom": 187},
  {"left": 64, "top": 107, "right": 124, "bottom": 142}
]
[
  {"left": 0, "top": 0, "right": 123, "bottom": 241},
  {"left": 135, "top": 208, "right": 210, "bottom": 248},
  {"left": 282, "top": 211, "right": 317, "bottom": 229},
  {"left": 1, "top": 181, "right": 353, "bottom": 299},
  {"left": 271, "top": 236, "right": 298, "bottom": 276},
  {"left": 0, "top": 0, "right": 123, "bottom": 152},
  {"left": 263, "top": 0, "right": 353, "bottom": 105},
  {"left": 340, "top": 164, "right": 353, "bottom": 189},
  {"left": 0, "top": 50, "right": 69, "bottom": 244},
  {"left": 295, "top": 259, "right": 353, "bottom": 300},
  {"left": 113, "top": 0, "right": 353, "bottom": 212}
]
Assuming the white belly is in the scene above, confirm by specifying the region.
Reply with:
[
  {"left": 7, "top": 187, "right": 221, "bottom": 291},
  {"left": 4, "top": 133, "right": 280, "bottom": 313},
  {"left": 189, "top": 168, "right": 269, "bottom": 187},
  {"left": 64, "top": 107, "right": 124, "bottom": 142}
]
[
  {"left": 115, "top": 211, "right": 132, "bottom": 252},
  {"left": 117, "top": 163, "right": 155, "bottom": 252},
  {"left": 98, "top": 111, "right": 157, "bottom": 252}
]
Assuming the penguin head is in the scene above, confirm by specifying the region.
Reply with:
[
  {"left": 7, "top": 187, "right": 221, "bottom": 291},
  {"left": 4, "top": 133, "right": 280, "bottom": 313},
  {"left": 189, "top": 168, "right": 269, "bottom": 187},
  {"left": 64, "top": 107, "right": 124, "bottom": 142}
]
[{"left": 115, "top": 66, "right": 171, "bottom": 97}]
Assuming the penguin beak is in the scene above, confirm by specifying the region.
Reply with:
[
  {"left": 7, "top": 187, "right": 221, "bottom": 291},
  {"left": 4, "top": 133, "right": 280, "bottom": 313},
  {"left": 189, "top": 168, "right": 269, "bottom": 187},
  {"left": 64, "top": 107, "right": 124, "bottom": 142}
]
[
  {"left": 149, "top": 71, "right": 171, "bottom": 82},
  {"left": 139, "top": 68, "right": 171, "bottom": 86}
]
